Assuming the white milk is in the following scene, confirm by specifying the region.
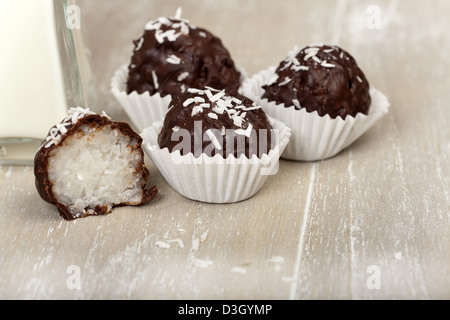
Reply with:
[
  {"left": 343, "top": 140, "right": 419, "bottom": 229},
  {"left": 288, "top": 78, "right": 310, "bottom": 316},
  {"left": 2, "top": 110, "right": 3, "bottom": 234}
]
[{"left": 0, "top": 0, "right": 68, "bottom": 140}]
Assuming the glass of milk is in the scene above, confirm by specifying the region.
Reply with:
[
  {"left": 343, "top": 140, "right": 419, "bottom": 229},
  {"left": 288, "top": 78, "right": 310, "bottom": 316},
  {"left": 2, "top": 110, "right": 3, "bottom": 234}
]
[{"left": 0, "top": 0, "right": 94, "bottom": 165}]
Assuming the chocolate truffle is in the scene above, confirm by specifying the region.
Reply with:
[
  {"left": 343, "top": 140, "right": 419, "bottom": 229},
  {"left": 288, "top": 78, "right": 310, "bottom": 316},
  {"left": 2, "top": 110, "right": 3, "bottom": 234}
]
[
  {"left": 34, "top": 108, "right": 158, "bottom": 221},
  {"left": 127, "top": 14, "right": 241, "bottom": 97},
  {"left": 262, "top": 44, "right": 371, "bottom": 119},
  {"left": 158, "top": 87, "right": 273, "bottom": 159}
]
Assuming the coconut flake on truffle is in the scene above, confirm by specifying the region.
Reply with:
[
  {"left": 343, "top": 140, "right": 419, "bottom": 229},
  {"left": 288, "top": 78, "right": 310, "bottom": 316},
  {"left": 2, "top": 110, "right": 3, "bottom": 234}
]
[
  {"left": 144, "top": 8, "right": 191, "bottom": 44},
  {"left": 43, "top": 107, "right": 103, "bottom": 149},
  {"left": 181, "top": 87, "right": 262, "bottom": 131}
]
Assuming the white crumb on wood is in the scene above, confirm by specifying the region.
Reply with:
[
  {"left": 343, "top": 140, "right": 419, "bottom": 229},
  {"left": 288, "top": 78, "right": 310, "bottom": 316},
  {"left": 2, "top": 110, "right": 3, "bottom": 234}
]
[
  {"left": 200, "top": 230, "right": 209, "bottom": 243},
  {"left": 191, "top": 238, "right": 200, "bottom": 252},
  {"left": 268, "top": 256, "right": 285, "bottom": 264},
  {"left": 167, "top": 239, "right": 185, "bottom": 248},
  {"left": 193, "top": 259, "right": 213, "bottom": 268},
  {"left": 155, "top": 241, "right": 171, "bottom": 249},
  {"left": 231, "top": 267, "right": 247, "bottom": 274}
]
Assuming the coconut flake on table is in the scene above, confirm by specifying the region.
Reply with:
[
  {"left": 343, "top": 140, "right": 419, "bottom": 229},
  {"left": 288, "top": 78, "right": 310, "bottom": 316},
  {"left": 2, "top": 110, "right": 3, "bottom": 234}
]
[
  {"left": 193, "top": 259, "right": 213, "bottom": 268},
  {"left": 167, "top": 238, "right": 185, "bottom": 248},
  {"left": 231, "top": 267, "right": 247, "bottom": 274},
  {"left": 155, "top": 241, "right": 171, "bottom": 249}
]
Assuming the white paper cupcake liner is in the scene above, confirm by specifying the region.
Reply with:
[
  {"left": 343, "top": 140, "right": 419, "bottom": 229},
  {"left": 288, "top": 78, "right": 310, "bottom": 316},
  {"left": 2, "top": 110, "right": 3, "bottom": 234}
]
[
  {"left": 111, "top": 64, "right": 249, "bottom": 133},
  {"left": 241, "top": 67, "right": 390, "bottom": 161},
  {"left": 140, "top": 117, "right": 291, "bottom": 204},
  {"left": 111, "top": 65, "right": 172, "bottom": 133}
]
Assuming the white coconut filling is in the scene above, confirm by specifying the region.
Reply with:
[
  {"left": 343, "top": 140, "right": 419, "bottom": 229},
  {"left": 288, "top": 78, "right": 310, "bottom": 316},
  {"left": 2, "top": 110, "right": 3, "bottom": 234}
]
[{"left": 48, "top": 124, "right": 146, "bottom": 215}]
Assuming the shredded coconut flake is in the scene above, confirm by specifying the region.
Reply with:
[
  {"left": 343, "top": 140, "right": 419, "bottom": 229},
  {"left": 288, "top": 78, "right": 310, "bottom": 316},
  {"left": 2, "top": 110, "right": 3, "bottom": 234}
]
[
  {"left": 231, "top": 267, "right": 247, "bottom": 274},
  {"left": 43, "top": 107, "right": 100, "bottom": 149},
  {"left": 191, "top": 105, "right": 204, "bottom": 116},
  {"left": 191, "top": 238, "right": 200, "bottom": 252},
  {"left": 268, "top": 256, "right": 286, "bottom": 264},
  {"left": 205, "top": 130, "right": 222, "bottom": 150},
  {"left": 144, "top": 9, "right": 191, "bottom": 44},
  {"left": 193, "top": 259, "right": 213, "bottom": 268},
  {"left": 183, "top": 98, "right": 195, "bottom": 107},
  {"left": 151, "top": 70, "right": 159, "bottom": 89},
  {"left": 279, "top": 77, "right": 291, "bottom": 86},
  {"left": 304, "top": 47, "right": 320, "bottom": 61},
  {"left": 235, "top": 124, "right": 253, "bottom": 138},
  {"left": 167, "top": 239, "right": 185, "bottom": 248},
  {"left": 177, "top": 72, "right": 189, "bottom": 82},
  {"left": 166, "top": 54, "right": 181, "bottom": 64},
  {"left": 209, "top": 90, "right": 226, "bottom": 102},
  {"left": 174, "top": 7, "right": 182, "bottom": 19},
  {"left": 208, "top": 113, "right": 218, "bottom": 120},
  {"left": 321, "top": 61, "right": 335, "bottom": 68},
  {"left": 312, "top": 55, "right": 322, "bottom": 64},
  {"left": 155, "top": 241, "right": 171, "bottom": 249},
  {"left": 188, "top": 88, "right": 205, "bottom": 94},
  {"left": 135, "top": 37, "right": 144, "bottom": 51},
  {"left": 200, "top": 230, "right": 209, "bottom": 243}
]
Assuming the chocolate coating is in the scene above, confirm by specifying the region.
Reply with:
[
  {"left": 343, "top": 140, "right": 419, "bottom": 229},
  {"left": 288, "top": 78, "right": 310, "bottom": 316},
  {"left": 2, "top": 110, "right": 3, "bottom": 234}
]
[
  {"left": 127, "top": 17, "right": 241, "bottom": 97},
  {"left": 34, "top": 109, "right": 158, "bottom": 221},
  {"left": 262, "top": 44, "right": 371, "bottom": 119},
  {"left": 158, "top": 88, "right": 273, "bottom": 159}
]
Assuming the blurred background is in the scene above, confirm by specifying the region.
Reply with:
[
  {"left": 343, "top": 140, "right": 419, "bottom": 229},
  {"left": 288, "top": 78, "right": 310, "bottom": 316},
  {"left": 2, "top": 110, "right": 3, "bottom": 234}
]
[{"left": 77, "top": 0, "right": 448, "bottom": 121}]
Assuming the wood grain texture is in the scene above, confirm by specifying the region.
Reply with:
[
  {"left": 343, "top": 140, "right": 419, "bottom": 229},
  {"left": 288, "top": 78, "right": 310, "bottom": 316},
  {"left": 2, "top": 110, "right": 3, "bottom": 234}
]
[{"left": 0, "top": 0, "right": 449, "bottom": 300}]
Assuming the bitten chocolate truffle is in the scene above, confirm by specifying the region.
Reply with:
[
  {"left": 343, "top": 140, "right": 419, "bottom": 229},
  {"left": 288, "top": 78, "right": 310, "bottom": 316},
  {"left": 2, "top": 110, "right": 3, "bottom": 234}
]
[
  {"left": 262, "top": 44, "right": 371, "bottom": 119},
  {"left": 127, "top": 13, "right": 241, "bottom": 98},
  {"left": 34, "top": 108, "right": 158, "bottom": 221},
  {"left": 158, "top": 87, "right": 273, "bottom": 158}
]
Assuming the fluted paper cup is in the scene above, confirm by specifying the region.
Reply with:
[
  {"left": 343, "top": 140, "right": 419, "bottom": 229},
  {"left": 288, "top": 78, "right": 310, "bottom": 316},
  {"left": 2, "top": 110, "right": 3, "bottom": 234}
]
[
  {"left": 111, "top": 65, "right": 172, "bottom": 132},
  {"left": 112, "top": 64, "right": 249, "bottom": 133},
  {"left": 140, "top": 117, "right": 291, "bottom": 203},
  {"left": 241, "top": 67, "right": 390, "bottom": 161}
]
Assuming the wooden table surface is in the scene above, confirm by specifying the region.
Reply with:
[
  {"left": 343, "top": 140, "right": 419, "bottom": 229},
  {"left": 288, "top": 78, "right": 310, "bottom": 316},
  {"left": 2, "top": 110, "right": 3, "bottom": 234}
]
[{"left": 0, "top": 0, "right": 449, "bottom": 300}]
